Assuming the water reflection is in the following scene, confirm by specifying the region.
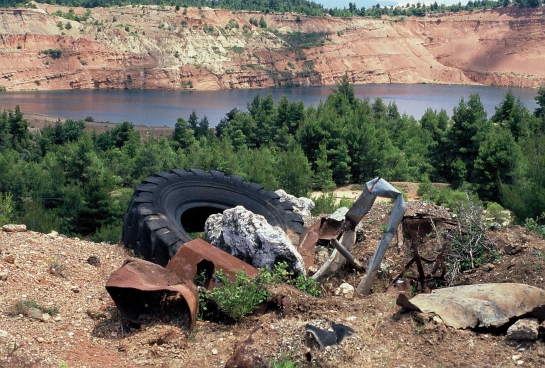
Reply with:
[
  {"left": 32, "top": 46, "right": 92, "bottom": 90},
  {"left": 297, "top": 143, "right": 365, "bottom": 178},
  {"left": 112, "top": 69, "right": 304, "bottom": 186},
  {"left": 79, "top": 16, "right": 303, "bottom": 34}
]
[{"left": 0, "top": 85, "right": 538, "bottom": 127}]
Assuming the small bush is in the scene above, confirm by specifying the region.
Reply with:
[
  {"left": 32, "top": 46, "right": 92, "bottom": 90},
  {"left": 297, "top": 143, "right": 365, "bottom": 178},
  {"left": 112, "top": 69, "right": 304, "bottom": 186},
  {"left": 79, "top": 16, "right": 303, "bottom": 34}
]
[
  {"left": 199, "top": 262, "right": 320, "bottom": 320},
  {"left": 311, "top": 191, "right": 337, "bottom": 215},
  {"left": 48, "top": 258, "right": 67, "bottom": 276},
  {"left": 525, "top": 216, "right": 545, "bottom": 239},
  {"left": 91, "top": 223, "right": 121, "bottom": 244},
  {"left": 485, "top": 202, "right": 510, "bottom": 224},
  {"left": 444, "top": 196, "right": 500, "bottom": 283},
  {"left": 43, "top": 49, "right": 62, "bottom": 59},
  {"left": 10, "top": 299, "right": 59, "bottom": 316},
  {"left": 0, "top": 192, "right": 14, "bottom": 226},
  {"left": 271, "top": 353, "right": 298, "bottom": 368},
  {"left": 203, "top": 269, "right": 269, "bottom": 320}
]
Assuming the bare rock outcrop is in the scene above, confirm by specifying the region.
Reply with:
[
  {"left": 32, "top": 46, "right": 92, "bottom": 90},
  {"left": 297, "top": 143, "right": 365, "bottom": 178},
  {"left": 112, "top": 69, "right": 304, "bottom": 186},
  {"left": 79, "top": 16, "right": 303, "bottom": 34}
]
[{"left": 1, "top": 4, "right": 544, "bottom": 91}]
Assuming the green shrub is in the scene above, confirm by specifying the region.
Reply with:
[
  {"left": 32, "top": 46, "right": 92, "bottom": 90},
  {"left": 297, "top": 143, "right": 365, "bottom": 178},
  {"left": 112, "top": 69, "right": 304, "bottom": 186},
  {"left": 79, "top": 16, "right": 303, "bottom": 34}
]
[
  {"left": 0, "top": 192, "right": 14, "bottom": 226},
  {"left": 311, "top": 191, "right": 336, "bottom": 215},
  {"left": 271, "top": 353, "right": 299, "bottom": 368},
  {"left": 338, "top": 196, "right": 354, "bottom": 209},
  {"left": 91, "top": 223, "right": 121, "bottom": 244},
  {"left": 203, "top": 269, "right": 269, "bottom": 320},
  {"left": 199, "top": 262, "right": 320, "bottom": 320},
  {"left": 525, "top": 216, "right": 545, "bottom": 239},
  {"left": 19, "top": 199, "right": 60, "bottom": 234},
  {"left": 10, "top": 299, "right": 59, "bottom": 316},
  {"left": 485, "top": 202, "right": 510, "bottom": 224}
]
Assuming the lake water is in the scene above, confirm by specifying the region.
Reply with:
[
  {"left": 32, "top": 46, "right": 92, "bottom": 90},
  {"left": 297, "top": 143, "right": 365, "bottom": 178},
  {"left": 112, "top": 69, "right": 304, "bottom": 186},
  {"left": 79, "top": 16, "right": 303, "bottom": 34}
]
[{"left": 0, "top": 84, "right": 539, "bottom": 128}]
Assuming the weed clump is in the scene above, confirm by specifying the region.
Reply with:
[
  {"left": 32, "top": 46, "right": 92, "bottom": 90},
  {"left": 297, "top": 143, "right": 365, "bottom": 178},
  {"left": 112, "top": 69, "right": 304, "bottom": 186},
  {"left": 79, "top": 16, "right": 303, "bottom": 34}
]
[{"left": 198, "top": 262, "right": 321, "bottom": 321}]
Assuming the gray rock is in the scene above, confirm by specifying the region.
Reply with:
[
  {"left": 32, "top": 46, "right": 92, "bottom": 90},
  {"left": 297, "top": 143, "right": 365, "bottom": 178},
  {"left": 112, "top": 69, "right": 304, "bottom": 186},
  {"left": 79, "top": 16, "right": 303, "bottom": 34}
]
[
  {"left": 27, "top": 307, "right": 42, "bottom": 320},
  {"left": 2, "top": 224, "right": 26, "bottom": 232},
  {"left": 205, "top": 206, "right": 305, "bottom": 275},
  {"left": 275, "top": 189, "right": 315, "bottom": 218},
  {"left": 327, "top": 207, "right": 349, "bottom": 222},
  {"left": 0, "top": 270, "right": 8, "bottom": 281},
  {"left": 507, "top": 319, "right": 539, "bottom": 340}
]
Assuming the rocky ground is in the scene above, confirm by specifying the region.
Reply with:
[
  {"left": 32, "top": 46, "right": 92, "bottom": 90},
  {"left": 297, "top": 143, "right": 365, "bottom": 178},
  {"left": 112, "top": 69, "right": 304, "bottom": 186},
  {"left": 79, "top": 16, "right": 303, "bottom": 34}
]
[{"left": 2, "top": 196, "right": 545, "bottom": 367}]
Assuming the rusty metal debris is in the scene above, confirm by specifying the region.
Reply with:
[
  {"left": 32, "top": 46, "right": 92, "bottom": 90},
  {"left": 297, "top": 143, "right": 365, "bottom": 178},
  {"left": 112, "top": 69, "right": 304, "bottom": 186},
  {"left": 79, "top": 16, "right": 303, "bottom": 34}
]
[
  {"left": 309, "top": 178, "right": 406, "bottom": 295},
  {"left": 397, "top": 283, "right": 545, "bottom": 329},
  {"left": 165, "top": 238, "right": 259, "bottom": 288},
  {"left": 390, "top": 215, "right": 457, "bottom": 293},
  {"left": 105, "top": 258, "right": 199, "bottom": 327},
  {"left": 106, "top": 239, "right": 260, "bottom": 329}
]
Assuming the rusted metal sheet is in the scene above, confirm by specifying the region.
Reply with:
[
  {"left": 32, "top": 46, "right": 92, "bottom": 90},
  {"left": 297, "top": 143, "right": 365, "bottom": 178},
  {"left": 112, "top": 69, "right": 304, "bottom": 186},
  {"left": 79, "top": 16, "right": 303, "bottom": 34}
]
[
  {"left": 297, "top": 219, "right": 321, "bottom": 270},
  {"left": 165, "top": 238, "right": 259, "bottom": 289},
  {"left": 106, "top": 239, "right": 261, "bottom": 329},
  {"left": 297, "top": 217, "right": 349, "bottom": 271},
  {"left": 397, "top": 283, "right": 545, "bottom": 329},
  {"left": 105, "top": 258, "right": 198, "bottom": 327}
]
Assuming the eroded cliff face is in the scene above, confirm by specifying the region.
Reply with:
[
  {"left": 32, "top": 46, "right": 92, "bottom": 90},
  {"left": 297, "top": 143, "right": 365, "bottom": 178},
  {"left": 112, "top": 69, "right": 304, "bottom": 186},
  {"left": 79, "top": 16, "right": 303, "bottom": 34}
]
[{"left": 0, "top": 4, "right": 543, "bottom": 91}]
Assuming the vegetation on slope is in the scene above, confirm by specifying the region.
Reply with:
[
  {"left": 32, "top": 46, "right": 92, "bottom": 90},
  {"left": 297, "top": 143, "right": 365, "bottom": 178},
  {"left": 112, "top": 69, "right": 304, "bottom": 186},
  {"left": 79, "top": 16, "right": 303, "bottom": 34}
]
[
  {"left": 6, "top": 0, "right": 544, "bottom": 18},
  {"left": 0, "top": 78, "right": 543, "bottom": 242}
]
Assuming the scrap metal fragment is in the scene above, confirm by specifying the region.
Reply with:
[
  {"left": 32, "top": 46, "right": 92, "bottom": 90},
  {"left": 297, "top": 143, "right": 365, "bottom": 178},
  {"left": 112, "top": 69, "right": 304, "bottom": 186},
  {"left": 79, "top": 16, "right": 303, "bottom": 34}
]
[
  {"left": 306, "top": 322, "right": 356, "bottom": 349},
  {"left": 330, "top": 238, "right": 364, "bottom": 272},
  {"left": 397, "top": 283, "right": 545, "bottom": 329},
  {"left": 105, "top": 258, "right": 198, "bottom": 327},
  {"left": 355, "top": 178, "right": 406, "bottom": 295},
  {"left": 165, "top": 238, "right": 259, "bottom": 289}
]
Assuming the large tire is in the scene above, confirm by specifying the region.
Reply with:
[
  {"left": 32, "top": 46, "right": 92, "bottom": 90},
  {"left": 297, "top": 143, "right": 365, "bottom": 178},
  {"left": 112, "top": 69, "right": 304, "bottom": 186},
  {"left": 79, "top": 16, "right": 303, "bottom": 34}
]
[{"left": 122, "top": 169, "right": 305, "bottom": 266}]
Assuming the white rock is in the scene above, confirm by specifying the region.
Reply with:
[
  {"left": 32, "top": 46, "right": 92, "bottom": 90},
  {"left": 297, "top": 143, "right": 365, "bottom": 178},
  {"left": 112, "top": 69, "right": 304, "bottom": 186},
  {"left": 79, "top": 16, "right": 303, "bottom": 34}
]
[
  {"left": 328, "top": 207, "right": 349, "bottom": 222},
  {"left": 507, "top": 319, "right": 539, "bottom": 340},
  {"left": 41, "top": 313, "right": 50, "bottom": 322},
  {"left": 0, "top": 270, "right": 8, "bottom": 281},
  {"left": 0, "top": 329, "right": 8, "bottom": 337},
  {"left": 275, "top": 189, "right": 315, "bottom": 218},
  {"left": 212, "top": 348, "right": 218, "bottom": 355},
  {"left": 2, "top": 224, "right": 26, "bottom": 232},
  {"left": 335, "top": 282, "right": 355, "bottom": 299},
  {"left": 205, "top": 206, "right": 305, "bottom": 275}
]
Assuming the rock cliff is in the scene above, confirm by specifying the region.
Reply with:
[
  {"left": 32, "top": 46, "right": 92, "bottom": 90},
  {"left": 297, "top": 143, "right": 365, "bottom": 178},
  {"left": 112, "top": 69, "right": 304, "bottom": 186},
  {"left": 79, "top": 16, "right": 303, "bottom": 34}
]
[{"left": 0, "top": 4, "right": 543, "bottom": 91}]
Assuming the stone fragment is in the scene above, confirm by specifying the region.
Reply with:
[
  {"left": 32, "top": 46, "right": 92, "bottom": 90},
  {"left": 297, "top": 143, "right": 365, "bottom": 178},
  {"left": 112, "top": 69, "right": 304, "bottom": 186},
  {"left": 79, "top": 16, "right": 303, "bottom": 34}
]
[
  {"left": 47, "top": 230, "right": 59, "bottom": 239},
  {"left": 506, "top": 319, "right": 539, "bottom": 340},
  {"left": 54, "top": 315, "right": 62, "bottom": 322},
  {"left": 275, "top": 189, "right": 315, "bottom": 218},
  {"left": 212, "top": 348, "right": 218, "bottom": 355},
  {"left": 327, "top": 207, "right": 349, "bottom": 222},
  {"left": 334, "top": 282, "right": 355, "bottom": 299},
  {"left": 41, "top": 313, "right": 50, "bottom": 322},
  {"left": 27, "top": 307, "right": 42, "bottom": 320},
  {"left": 71, "top": 286, "right": 80, "bottom": 293},
  {"left": 0, "top": 269, "right": 8, "bottom": 281},
  {"left": 205, "top": 206, "right": 305, "bottom": 275},
  {"left": 87, "top": 255, "right": 101, "bottom": 267},
  {"left": 0, "top": 329, "right": 8, "bottom": 338},
  {"left": 2, "top": 224, "right": 26, "bottom": 232},
  {"left": 4, "top": 255, "right": 15, "bottom": 264}
]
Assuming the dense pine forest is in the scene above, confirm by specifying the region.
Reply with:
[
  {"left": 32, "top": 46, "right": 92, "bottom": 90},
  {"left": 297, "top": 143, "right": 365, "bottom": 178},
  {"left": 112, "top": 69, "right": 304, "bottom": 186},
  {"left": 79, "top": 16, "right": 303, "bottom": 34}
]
[{"left": 0, "top": 77, "right": 544, "bottom": 241}]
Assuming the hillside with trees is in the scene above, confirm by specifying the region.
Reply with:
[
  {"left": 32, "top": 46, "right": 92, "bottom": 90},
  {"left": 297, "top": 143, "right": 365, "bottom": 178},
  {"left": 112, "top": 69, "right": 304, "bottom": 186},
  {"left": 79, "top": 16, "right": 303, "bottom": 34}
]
[{"left": 0, "top": 78, "right": 544, "bottom": 241}]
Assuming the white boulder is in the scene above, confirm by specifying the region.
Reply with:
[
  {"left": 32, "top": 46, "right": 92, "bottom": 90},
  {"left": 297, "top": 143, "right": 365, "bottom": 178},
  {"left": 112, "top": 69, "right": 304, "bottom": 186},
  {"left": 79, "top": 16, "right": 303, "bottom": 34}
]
[
  {"left": 275, "top": 189, "right": 315, "bottom": 218},
  {"left": 205, "top": 206, "right": 305, "bottom": 275}
]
